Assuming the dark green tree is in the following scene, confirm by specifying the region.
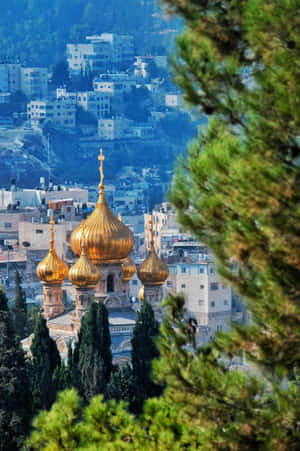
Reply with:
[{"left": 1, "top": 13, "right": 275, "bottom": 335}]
[
  {"left": 73, "top": 301, "right": 112, "bottom": 402},
  {"left": 30, "top": 315, "right": 61, "bottom": 413},
  {"left": 131, "top": 300, "right": 161, "bottom": 413},
  {"left": 106, "top": 364, "right": 136, "bottom": 410},
  {"left": 51, "top": 60, "right": 70, "bottom": 89},
  {"left": 0, "top": 288, "right": 32, "bottom": 450},
  {"left": 13, "top": 270, "right": 27, "bottom": 340}
]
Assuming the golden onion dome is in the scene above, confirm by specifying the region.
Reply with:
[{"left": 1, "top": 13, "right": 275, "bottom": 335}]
[
  {"left": 137, "top": 218, "right": 169, "bottom": 285},
  {"left": 122, "top": 257, "right": 136, "bottom": 281},
  {"left": 36, "top": 217, "right": 69, "bottom": 284},
  {"left": 70, "top": 149, "right": 134, "bottom": 263},
  {"left": 69, "top": 222, "right": 100, "bottom": 288},
  {"left": 138, "top": 285, "right": 144, "bottom": 301}
]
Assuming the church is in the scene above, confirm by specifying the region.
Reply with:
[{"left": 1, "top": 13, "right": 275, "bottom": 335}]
[{"left": 23, "top": 149, "right": 169, "bottom": 365}]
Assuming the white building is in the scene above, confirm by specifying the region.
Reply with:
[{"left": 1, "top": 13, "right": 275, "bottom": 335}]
[
  {"left": 165, "top": 94, "right": 182, "bottom": 108},
  {"left": 77, "top": 91, "right": 110, "bottom": 119},
  {"left": 0, "top": 65, "right": 8, "bottom": 92},
  {"left": 0, "top": 63, "right": 21, "bottom": 93},
  {"left": 167, "top": 261, "right": 232, "bottom": 336},
  {"left": 67, "top": 34, "right": 134, "bottom": 75},
  {"left": 93, "top": 73, "right": 136, "bottom": 95},
  {"left": 0, "top": 187, "right": 88, "bottom": 209},
  {"left": 27, "top": 97, "right": 76, "bottom": 128},
  {"left": 21, "top": 68, "right": 48, "bottom": 99},
  {"left": 98, "top": 117, "right": 133, "bottom": 140}
]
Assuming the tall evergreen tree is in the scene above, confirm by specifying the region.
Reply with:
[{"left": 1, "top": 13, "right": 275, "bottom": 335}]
[
  {"left": 0, "top": 288, "right": 31, "bottom": 450},
  {"left": 131, "top": 300, "right": 161, "bottom": 413},
  {"left": 13, "top": 270, "right": 27, "bottom": 340},
  {"left": 106, "top": 364, "right": 136, "bottom": 410},
  {"left": 73, "top": 301, "right": 112, "bottom": 402},
  {"left": 30, "top": 315, "right": 61, "bottom": 413}
]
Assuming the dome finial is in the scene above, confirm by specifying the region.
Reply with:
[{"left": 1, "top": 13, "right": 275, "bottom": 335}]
[
  {"left": 118, "top": 212, "right": 122, "bottom": 222},
  {"left": 98, "top": 148, "right": 105, "bottom": 193},
  {"left": 80, "top": 220, "right": 87, "bottom": 255},
  {"left": 149, "top": 216, "right": 154, "bottom": 249},
  {"left": 50, "top": 215, "right": 55, "bottom": 251}
]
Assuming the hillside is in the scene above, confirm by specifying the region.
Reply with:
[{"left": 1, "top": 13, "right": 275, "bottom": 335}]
[{"left": 0, "top": 0, "right": 174, "bottom": 66}]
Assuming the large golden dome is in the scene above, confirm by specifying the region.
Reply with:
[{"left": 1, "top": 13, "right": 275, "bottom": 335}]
[
  {"left": 70, "top": 150, "right": 134, "bottom": 263},
  {"left": 122, "top": 257, "right": 136, "bottom": 281},
  {"left": 36, "top": 217, "right": 69, "bottom": 284},
  {"left": 69, "top": 222, "right": 100, "bottom": 288},
  {"left": 137, "top": 219, "right": 169, "bottom": 286}
]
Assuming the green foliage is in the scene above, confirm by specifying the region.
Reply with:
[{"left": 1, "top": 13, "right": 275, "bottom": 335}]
[
  {"left": 13, "top": 270, "right": 28, "bottom": 340},
  {"left": 123, "top": 87, "right": 152, "bottom": 123},
  {"left": 30, "top": 315, "right": 61, "bottom": 413},
  {"left": 106, "top": 364, "right": 136, "bottom": 411},
  {"left": 0, "top": 288, "right": 31, "bottom": 450},
  {"left": 131, "top": 300, "right": 162, "bottom": 413},
  {"left": 73, "top": 302, "right": 113, "bottom": 402},
  {"left": 51, "top": 60, "right": 71, "bottom": 89}
]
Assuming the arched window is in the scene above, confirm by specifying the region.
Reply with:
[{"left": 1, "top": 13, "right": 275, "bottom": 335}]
[{"left": 107, "top": 274, "right": 114, "bottom": 293}]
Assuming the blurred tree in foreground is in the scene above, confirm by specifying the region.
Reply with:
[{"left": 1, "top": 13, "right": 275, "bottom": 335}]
[
  {"left": 28, "top": 0, "right": 300, "bottom": 449},
  {"left": 0, "top": 289, "right": 31, "bottom": 450}
]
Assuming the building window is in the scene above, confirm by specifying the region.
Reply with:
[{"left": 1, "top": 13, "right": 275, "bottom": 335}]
[
  {"left": 210, "top": 301, "right": 215, "bottom": 307},
  {"left": 132, "top": 280, "right": 138, "bottom": 285},
  {"left": 224, "top": 300, "right": 229, "bottom": 305},
  {"left": 200, "top": 284, "right": 205, "bottom": 289},
  {"left": 181, "top": 284, "right": 186, "bottom": 289},
  {"left": 200, "top": 267, "right": 204, "bottom": 274},
  {"left": 107, "top": 274, "right": 114, "bottom": 292},
  {"left": 167, "top": 281, "right": 173, "bottom": 287},
  {"left": 181, "top": 267, "right": 186, "bottom": 273},
  {"left": 198, "top": 299, "right": 204, "bottom": 305},
  {"left": 210, "top": 283, "right": 219, "bottom": 290},
  {"left": 4, "top": 222, "right": 12, "bottom": 228},
  {"left": 210, "top": 267, "right": 215, "bottom": 274},
  {"left": 36, "top": 229, "right": 43, "bottom": 234}
]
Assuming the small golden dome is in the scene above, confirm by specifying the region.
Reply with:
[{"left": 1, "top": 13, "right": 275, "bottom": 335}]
[
  {"left": 69, "top": 222, "right": 100, "bottom": 288},
  {"left": 138, "top": 286, "right": 144, "bottom": 301},
  {"left": 122, "top": 257, "right": 136, "bottom": 281},
  {"left": 137, "top": 218, "right": 169, "bottom": 286},
  {"left": 36, "top": 217, "right": 69, "bottom": 284},
  {"left": 70, "top": 149, "right": 134, "bottom": 263}
]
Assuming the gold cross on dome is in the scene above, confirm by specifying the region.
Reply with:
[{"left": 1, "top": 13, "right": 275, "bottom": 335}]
[
  {"left": 50, "top": 215, "right": 55, "bottom": 250},
  {"left": 98, "top": 148, "right": 105, "bottom": 191}
]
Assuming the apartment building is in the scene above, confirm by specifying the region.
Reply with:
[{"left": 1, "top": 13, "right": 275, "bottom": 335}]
[
  {"left": 167, "top": 261, "right": 232, "bottom": 336},
  {"left": 66, "top": 34, "right": 134, "bottom": 74},
  {"left": 98, "top": 117, "right": 133, "bottom": 140},
  {"left": 77, "top": 91, "right": 110, "bottom": 119},
  {"left": 27, "top": 97, "right": 76, "bottom": 128},
  {"left": 21, "top": 67, "right": 48, "bottom": 99},
  {"left": 93, "top": 73, "right": 136, "bottom": 95}
]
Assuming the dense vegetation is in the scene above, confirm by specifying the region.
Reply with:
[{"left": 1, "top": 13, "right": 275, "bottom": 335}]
[
  {"left": 26, "top": 0, "right": 300, "bottom": 449},
  {"left": 0, "top": 0, "right": 163, "bottom": 66}
]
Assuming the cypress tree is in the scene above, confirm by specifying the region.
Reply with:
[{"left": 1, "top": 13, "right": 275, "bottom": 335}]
[
  {"left": 30, "top": 315, "right": 61, "bottom": 413},
  {"left": 0, "top": 288, "right": 32, "bottom": 450},
  {"left": 73, "top": 301, "right": 112, "bottom": 402},
  {"left": 13, "top": 270, "right": 27, "bottom": 340},
  {"left": 106, "top": 364, "right": 136, "bottom": 410},
  {"left": 131, "top": 300, "right": 161, "bottom": 413}
]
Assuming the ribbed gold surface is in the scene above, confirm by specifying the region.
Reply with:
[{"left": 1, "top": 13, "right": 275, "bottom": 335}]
[
  {"left": 70, "top": 191, "right": 134, "bottom": 263},
  {"left": 121, "top": 257, "right": 136, "bottom": 281},
  {"left": 137, "top": 245, "right": 169, "bottom": 285},
  {"left": 69, "top": 248, "right": 100, "bottom": 288},
  {"left": 138, "top": 285, "right": 144, "bottom": 301},
  {"left": 36, "top": 248, "right": 69, "bottom": 284}
]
